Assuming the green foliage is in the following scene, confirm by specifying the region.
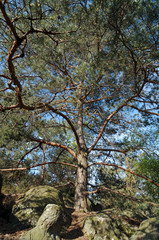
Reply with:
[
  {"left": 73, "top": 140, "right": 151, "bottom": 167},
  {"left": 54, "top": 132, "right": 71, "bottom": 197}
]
[{"left": 134, "top": 154, "right": 159, "bottom": 202}]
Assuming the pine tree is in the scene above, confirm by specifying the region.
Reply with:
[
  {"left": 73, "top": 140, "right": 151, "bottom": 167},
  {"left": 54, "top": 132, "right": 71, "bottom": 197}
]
[{"left": 0, "top": 0, "right": 159, "bottom": 211}]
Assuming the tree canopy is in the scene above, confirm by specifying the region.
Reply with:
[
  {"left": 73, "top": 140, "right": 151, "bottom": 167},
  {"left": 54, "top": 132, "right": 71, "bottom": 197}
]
[{"left": 0, "top": 0, "right": 159, "bottom": 211}]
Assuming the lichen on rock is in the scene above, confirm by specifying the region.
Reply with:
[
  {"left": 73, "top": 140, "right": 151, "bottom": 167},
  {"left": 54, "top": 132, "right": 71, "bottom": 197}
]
[
  {"left": 11, "top": 185, "right": 70, "bottom": 229},
  {"left": 130, "top": 216, "right": 159, "bottom": 240},
  {"left": 20, "top": 204, "right": 65, "bottom": 240},
  {"left": 84, "top": 209, "right": 137, "bottom": 240}
]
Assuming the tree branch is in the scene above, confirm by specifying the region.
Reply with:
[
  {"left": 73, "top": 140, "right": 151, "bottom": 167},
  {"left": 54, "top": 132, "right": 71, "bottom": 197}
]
[
  {"left": 127, "top": 104, "right": 159, "bottom": 116},
  {"left": 0, "top": 161, "right": 77, "bottom": 172},
  {"left": 16, "top": 144, "right": 41, "bottom": 168},
  {"left": 30, "top": 137, "right": 77, "bottom": 158},
  {"left": 88, "top": 162, "right": 159, "bottom": 187},
  {"left": 91, "top": 148, "right": 127, "bottom": 153},
  {"left": 0, "top": 1, "right": 19, "bottom": 40},
  {"left": 45, "top": 104, "right": 80, "bottom": 151},
  {"left": 84, "top": 186, "right": 159, "bottom": 207},
  {"left": 88, "top": 80, "right": 146, "bottom": 152}
]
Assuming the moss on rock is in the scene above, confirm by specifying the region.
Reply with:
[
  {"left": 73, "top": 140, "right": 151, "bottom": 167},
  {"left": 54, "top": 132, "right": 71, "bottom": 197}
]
[
  {"left": 20, "top": 204, "right": 65, "bottom": 240},
  {"left": 84, "top": 210, "right": 137, "bottom": 240},
  {"left": 130, "top": 216, "right": 159, "bottom": 240},
  {"left": 11, "top": 185, "right": 67, "bottom": 228}
]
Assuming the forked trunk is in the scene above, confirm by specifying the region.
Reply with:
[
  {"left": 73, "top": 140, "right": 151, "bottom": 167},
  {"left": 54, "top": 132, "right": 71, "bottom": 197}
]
[{"left": 74, "top": 151, "right": 87, "bottom": 212}]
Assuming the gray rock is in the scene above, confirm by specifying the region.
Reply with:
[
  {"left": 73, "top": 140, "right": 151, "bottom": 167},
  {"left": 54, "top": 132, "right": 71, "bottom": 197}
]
[
  {"left": 130, "top": 216, "right": 159, "bottom": 240},
  {"left": 37, "top": 204, "right": 64, "bottom": 233},
  {"left": 84, "top": 210, "right": 136, "bottom": 240},
  {"left": 11, "top": 185, "right": 70, "bottom": 228},
  {"left": 20, "top": 227, "right": 60, "bottom": 240},
  {"left": 20, "top": 204, "right": 64, "bottom": 240}
]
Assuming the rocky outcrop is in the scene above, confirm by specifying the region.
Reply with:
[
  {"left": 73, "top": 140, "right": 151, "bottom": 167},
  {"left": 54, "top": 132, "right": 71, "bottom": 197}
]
[
  {"left": 84, "top": 209, "right": 159, "bottom": 240},
  {"left": 11, "top": 185, "right": 71, "bottom": 229},
  {"left": 20, "top": 204, "right": 65, "bottom": 240},
  {"left": 130, "top": 216, "right": 159, "bottom": 240},
  {"left": 84, "top": 209, "right": 139, "bottom": 240}
]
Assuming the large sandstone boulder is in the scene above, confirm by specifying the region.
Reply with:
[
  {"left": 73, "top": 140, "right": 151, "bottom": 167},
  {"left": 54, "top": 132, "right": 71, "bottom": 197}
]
[
  {"left": 11, "top": 185, "right": 71, "bottom": 229},
  {"left": 130, "top": 216, "right": 159, "bottom": 240},
  {"left": 84, "top": 209, "right": 138, "bottom": 240},
  {"left": 20, "top": 204, "right": 65, "bottom": 240}
]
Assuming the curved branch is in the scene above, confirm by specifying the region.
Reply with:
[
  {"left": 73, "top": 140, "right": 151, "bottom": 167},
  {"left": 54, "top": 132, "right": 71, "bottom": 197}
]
[
  {"left": 91, "top": 147, "right": 159, "bottom": 156},
  {"left": 45, "top": 104, "right": 80, "bottom": 151},
  {"left": 88, "top": 102, "right": 128, "bottom": 152},
  {"left": 31, "top": 137, "right": 77, "bottom": 158},
  {"left": 0, "top": 74, "right": 12, "bottom": 80},
  {"left": 91, "top": 148, "right": 127, "bottom": 153},
  {"left": 0, "top": 99, "right": 80, "bottom": 152},
  {"left": 0, "top": 161, "right": 77, "bottom": 172},
  {"left": 0, "top": 1, "right": 24, "bottom": 102},
  {"left": 0, "top": 1, "right": 19, "bottom": 39},
  {"left": 88, "top": 162, "right": 159, "bottom": 187},
  {"left": 7, "top": 40, "right": 22, "bottom": 93},
  {"left": 127, "top": 104, "right": 159, "bottom": 116},
  {"left": 88, "top": 81, "right": 146, "bottom": 152},
  {"left": 16, "top": 144, "right": 41, "bottom": 168},
  {"left": 85, "top": 186, "right": 159, "bottom": 207},
  {"left": 0, "top": 104, "right": 19, "bottom": 112}
]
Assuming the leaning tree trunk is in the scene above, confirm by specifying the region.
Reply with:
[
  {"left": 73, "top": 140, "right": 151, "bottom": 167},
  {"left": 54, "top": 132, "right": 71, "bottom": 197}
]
[{"left": 74, "top": 150, "right": 88, "bottom": 212}]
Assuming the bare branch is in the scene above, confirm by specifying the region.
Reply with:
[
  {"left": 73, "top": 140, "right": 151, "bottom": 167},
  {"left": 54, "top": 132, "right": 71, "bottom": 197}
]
[
  {"left": 0, "top": 74, "right": 11, "bottom": 80},
  {"left": 88, "top": 80, "right": 146, "bottom": 152},
  {"left": 127, "top": 104, "right": 159, "bottom": 116},
  {"left": 7, "top": 40, "right": 22, "bottom": 92},
  {"left": 31, "top": 137, "right": 77, "bottom": 158},
  {"left": 0, "top": 161, "right": 77, "bottom": 172},
  {"left": 0, "top": 87, "right": 9, "bottom": 92},
  {"left": 45, "top": 104, "right": 80, "bottom": 151},
  {"left": 16, "top": 144, "right": 41, "bottom": 167},
  {"left": 0, "top": 100, "right": 80, "bottom": 152},
  {"left": 91, "top": 148, "right": 127, "bottom": 153},
  {"left": 85, "top": 186, "right": 159, "bottom": 207},
  {"left": 0, "top": 103, "right": 19, "bottom": 112},
  {"left": 88, "top": 162, "right": 159, "bottom": 187}
]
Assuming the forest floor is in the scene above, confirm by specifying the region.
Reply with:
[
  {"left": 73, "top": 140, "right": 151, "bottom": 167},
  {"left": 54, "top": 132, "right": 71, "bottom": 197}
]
[{"left": 0, "top": 209, "right": 96, "bottom": 240}]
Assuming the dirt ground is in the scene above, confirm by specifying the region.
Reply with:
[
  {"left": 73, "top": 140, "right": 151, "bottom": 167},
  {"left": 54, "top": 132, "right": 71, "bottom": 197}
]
[{"left": 61, "top": 210, "right": 96, "bottom": 240}]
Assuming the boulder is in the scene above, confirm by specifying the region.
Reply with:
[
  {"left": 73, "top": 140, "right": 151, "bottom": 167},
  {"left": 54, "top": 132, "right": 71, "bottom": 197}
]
[
  {"left": 11, "top": 185, "right": 71, "bottom": 229},
  {"left": 130, "top": 216, "right": 159, "bottom": 240},
  {"left": 20, "top": 204, "right": 64, "bottom": 240},
  {"left": 84, "top": 209, "right": 138, "bottom": 240}
]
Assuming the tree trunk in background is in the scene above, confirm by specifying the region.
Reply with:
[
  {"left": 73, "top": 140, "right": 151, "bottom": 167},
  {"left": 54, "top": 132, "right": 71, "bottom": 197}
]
[{"left": 74, "top": 151, "right": 88, "bottom": 212}]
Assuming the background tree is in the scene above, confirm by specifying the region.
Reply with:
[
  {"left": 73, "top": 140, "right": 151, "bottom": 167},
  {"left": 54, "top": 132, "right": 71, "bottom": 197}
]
[{"left": 0, "top": 0, "right": 159, "bottom": 211}]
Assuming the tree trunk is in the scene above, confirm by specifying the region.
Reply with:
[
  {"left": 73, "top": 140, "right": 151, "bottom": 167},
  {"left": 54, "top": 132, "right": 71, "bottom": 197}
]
[
  {"left": 74, "top": 94, "right": 88, "bottom": 212},
  {"left": 74, "top": 150, "right": 88, "bottom": 212}
]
